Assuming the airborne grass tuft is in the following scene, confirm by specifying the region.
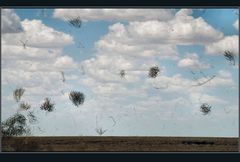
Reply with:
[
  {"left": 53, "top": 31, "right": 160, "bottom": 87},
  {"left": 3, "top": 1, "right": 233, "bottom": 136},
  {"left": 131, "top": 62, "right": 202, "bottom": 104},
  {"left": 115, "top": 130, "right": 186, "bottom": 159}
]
[
  {"left": 148, "top": 66, "right": 160, "bottom": 78},
  {"left": 224, "top": 50, "right": 235, "bottom": 65},
  {"left": 13, "top": 88, "right": 25, "bottom": 103},
  {"left": 69, "top": 91, "right": 85, "bottom": 107},
  {"left": 19, "top": 102, "right": 31, "bottom": 111},
  {"left": 40, "top": 98, "right": 55, "bottom": 112},
  {"left": 66, "top": 16, "right": 82, "bottom": 28},
  {"left": 119, "top": 70, "right": 126, "bottom": 78},
  {"left": 95, "top": 127, "right": 107, "bottom": 135},
  {"left": 200, "top": 103, "right": 211, "bottom": 115}
]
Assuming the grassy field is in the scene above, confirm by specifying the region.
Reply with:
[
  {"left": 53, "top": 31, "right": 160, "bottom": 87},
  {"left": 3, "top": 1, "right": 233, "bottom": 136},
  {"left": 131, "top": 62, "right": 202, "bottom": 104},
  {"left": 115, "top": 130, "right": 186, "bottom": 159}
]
[{"left": 1, "top": 136, "right": 239, "bottom": 152}]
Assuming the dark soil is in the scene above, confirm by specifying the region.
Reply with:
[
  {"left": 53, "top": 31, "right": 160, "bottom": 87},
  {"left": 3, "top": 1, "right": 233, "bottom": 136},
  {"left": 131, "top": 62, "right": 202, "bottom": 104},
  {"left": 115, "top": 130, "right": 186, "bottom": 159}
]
[{"left": 2, "top": 136, "right": 238, "bottom": 152}]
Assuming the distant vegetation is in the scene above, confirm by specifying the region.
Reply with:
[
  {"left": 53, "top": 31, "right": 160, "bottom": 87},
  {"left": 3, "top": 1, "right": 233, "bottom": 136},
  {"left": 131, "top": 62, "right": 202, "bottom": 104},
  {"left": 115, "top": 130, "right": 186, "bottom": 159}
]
[{"left": 1, "top": 113, "right": 30, "bottom": 136}]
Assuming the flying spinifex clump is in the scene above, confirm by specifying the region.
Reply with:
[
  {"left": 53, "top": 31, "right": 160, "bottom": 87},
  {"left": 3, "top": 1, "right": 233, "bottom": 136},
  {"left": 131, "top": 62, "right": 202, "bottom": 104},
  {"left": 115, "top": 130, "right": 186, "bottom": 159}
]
[
  {"left": 200, "top": 103, "right": 211, "bottom": 115},
  {"left": 67, "top": 16, "right": 82, "bottom": 28},
  {"left": 119, "top": 70, "right": 126, "bottom": 78},
  {"left": 13, "top": 88, "right": 25, "bottom": 102},
  {"left": 69, "top": 91, "right": 85, "bottom": 107},
  {"left": 148, "top": 66, "right": 160, "bottom": 78},
  {"left": 224, "top": 50, "right": 235, "bottom": 65},
  {"left": 40, "top": 98, "right": 55, "bottom": 112},
  {"left": 19, "top": 102, "right": 31, "bottom": 110},
  {"left": 95, "top": 127, "right": 107, "bottom": 136}
]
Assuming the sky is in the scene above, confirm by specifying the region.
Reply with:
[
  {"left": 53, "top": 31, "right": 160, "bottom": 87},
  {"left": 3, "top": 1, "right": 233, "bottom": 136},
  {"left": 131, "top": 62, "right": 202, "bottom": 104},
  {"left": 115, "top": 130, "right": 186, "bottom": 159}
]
[{"left": 1, "top": 8, "right": 239, "bottom": 137}]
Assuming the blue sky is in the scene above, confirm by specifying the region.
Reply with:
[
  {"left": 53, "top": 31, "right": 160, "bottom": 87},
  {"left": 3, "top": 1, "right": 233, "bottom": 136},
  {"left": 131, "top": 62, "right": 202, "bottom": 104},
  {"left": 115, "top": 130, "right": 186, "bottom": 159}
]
[{"left": 1, "top": 8, "right": 239, "bottom": 137}]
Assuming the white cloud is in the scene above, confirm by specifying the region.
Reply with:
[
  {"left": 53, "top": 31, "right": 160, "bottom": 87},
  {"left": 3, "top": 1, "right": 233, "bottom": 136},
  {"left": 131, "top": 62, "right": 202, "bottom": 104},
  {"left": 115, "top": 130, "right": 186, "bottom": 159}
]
[
  {"left": 122, "top": 11, "right": 223, "bottom": 45},
  {"left": 205, "top": 35, "right": 239, "bottom": 56},
  {"left": 92, "top": 9, "right": 224, "bottom": 64},
  {"left": 77, "top": 9, "right": 227, "bottom": 105},
  {"left": 53, "top": 9, "right": 175, "bottom": 22},
  {"left": 190, "top": 92, "right": 227, "bottom": 105},
  {"left": 178, "top": 53, "right": 210, "bottom": 71},
  {"left": 53, "top": 7, "right": 225, "bottom": 51},
  {"left": 2, "top": 17, "right": 80, "bottom": 111},
  {"left": 2, "top": 19, "right": 74, "bottom": 48},
  {"left": 233, "top": 19, "right": 238, "bottom": 30},
  {"left": 53, "top": 55, "right": 78, "bottom": 70},
  {"left": 145, "top": 74, "right": 193, "bottom": 93},
  {"left": 78, "top": 9, "right": 234, "bottom": 110},
  {"left": 210, "top": 70, "right": 235, "bottom": 87},
  {"left": 175, "top": 9, "right": 193, "bottom": 17},
  {"left": 1, "top": 15, "right": 88, "bottom": 133},
  {"left": 190, "top": 70, "right": 235, "bottom": 88},
  {"left": 82, "top": 54, "right": 144, "bottom": 83},
  {"left": 1, "top": 44, "right": 61, "bottom": 61},
  {"left": 1, "top": 9, "right": 23, "bottom": 34},
  {"left": 84, "top": 81, "right": 148, "bottom": 98},
  {"left": 218, "top": 70, "right": 232, "bottom": 78}
]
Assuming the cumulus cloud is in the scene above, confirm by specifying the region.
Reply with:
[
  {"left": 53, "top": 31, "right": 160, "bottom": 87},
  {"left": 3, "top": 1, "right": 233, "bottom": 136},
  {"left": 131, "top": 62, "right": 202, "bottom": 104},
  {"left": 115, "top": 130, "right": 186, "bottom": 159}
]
[
  {"left": 190, "top": 92, "right": 227, "bottom": 105},
  {"left": 80, "top": 9, "right": 224, "bottom": 99},
  {"left": 189, "top": 69, "right": 235, "bottom": 89},
  {"left": 54, "top": 8, "right": 223, "bottom": 45},
  {"left": 53, "top": 9, "right": 175, "bottom": 22},
  {"left": 82, "top": 79, "right": 148, "bottom": 98},
  {"left": 92, "top": 9, "right": 224, "bottom": 67},
  {"left": 205, "top": 35, "right": 239, "bottom": 56},
  {"left": 1, "top": 9, "right": 23, "bottom": 34},
  {"left": 210, "top": 70, "right": 236, "bottom": 87},
  {"left": 175, "top": 9, "right": 193, "bottom": 17},
  {"left": 178, "top": 53, "right": 211, "bottom": 71},
  {"left": 53, "top": 55, "right": 78, "bottom": 70},
  {"left": 2, "top": 17, "right": 79, "bottom": 107},
  {"left": 77, "top": 9, "right": 234, "bottom": 109},
  {"left": 1, "top": 12, "right": 84, "bottom": 138},
  {"left": 2, "top": 19, "right": 74, "bottom": 48},
  {"left": 2, "top": 9, "right": 238, "bottom": 137},
  {"left": 145, "top": 74, "right": 192, "bottom": 93},
  {"left": 123, "top": 11, "right": 223, "bottom": 45},
  {"left": 1, "top": 44, "right": 61, "bottom": 61},
  {"left": 233, "top": 19, "right": 238, "bottom": 30}
]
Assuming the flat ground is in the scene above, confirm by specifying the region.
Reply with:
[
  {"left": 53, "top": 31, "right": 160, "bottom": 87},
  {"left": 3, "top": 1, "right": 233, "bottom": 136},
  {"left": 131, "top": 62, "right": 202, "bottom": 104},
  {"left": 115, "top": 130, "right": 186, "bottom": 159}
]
[{"left": 1, "top": 136, "right": 239, "bottom": 152}]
